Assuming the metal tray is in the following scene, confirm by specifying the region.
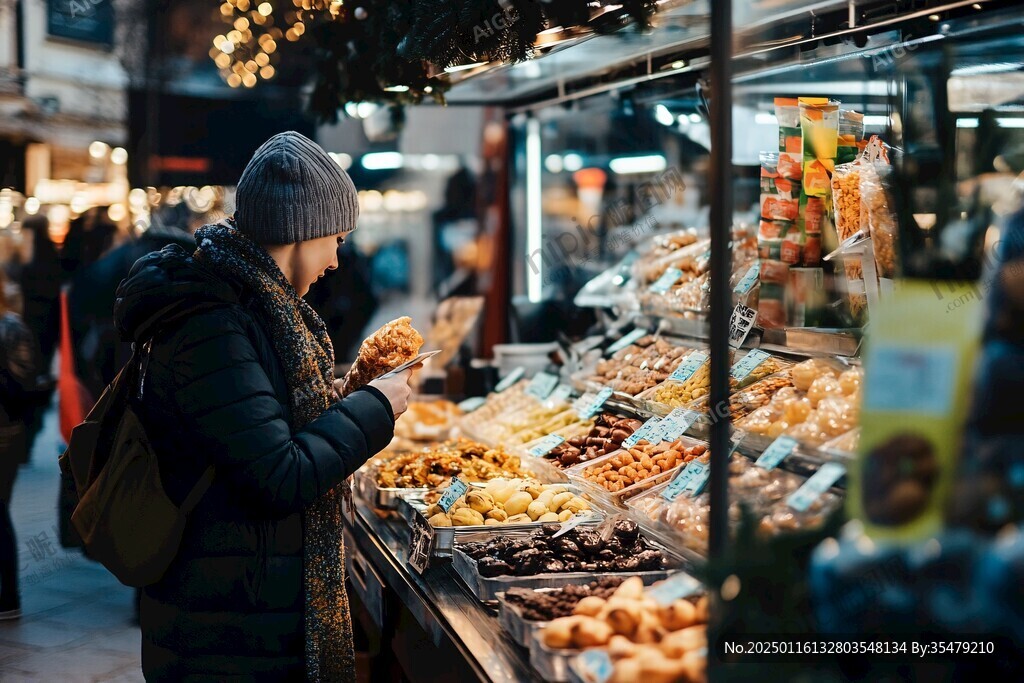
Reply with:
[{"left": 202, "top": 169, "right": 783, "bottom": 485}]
[
  {"left": 530, "top": 634, "right": 581, "bottom": 682},
  {"left": 450, "top": 540, "right": 676, "bottom": 604},
  {"left": 564, "top": 435, "right": 709, "bottom": 504},
  {"left": 496, "top": 590, "right": 551, "bottom": 648},
  {"left": 353, "top": 468, "right": 429, "bottom": 510},
  {"left": 396, "top": 490, "right": 602, "bottom": 559}
]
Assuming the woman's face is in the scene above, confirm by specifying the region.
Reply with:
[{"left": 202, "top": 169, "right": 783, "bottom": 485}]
[{"left": 291, "top": 232, "right": 348, "bottom": 296}]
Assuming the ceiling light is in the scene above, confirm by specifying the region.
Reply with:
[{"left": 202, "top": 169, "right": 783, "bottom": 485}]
[
  {"left": 444, "top": 61, "right": 488, "bottom": 74},
  {"left": 25, "top": 197, "right": 40, "bottom": 215},
  {"left": 562, "top": 153, "right": 583, "bottom": 172},
  {"left": 654, "top": 104, "right": 675, "bottom": 126},
  {"left": 544, "top": 154, "right": 564, "bottom": 173},
  {"left": 361, "top": 152, "right": 404, "bottom": 170},
  {"left": 110, "top": 147, "right": 128, "bottom": 165},
  {"left": 89, "top": 141, "right": 109, "bottom": 159},
  {"left": 609, "top": 154, "right": 667, "bottom": 175}
]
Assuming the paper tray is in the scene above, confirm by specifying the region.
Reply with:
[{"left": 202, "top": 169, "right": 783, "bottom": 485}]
[
  {"left": 396, "top": 494, "right": 602, "bottom": 559},
  {"left": 451, "top": 545, "right": 675, "bottom": 604}
]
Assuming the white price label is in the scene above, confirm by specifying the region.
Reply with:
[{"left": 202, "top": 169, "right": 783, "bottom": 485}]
[
  {"left": 661, "top": 460, "right": 709, "bottom": 501},
  {"left": 577, "top": 387, "right": 613, "bottom": 419},
  {"left": 548, "top": 383, "right": 574, "bottom": 405},
  {"left": 528, "top": 434, "right": 566, "bottom": 457},
  {"left": 437, "top": 477, "right": 470, "bottom": 513},
  {"left": 728, "top": 304, "right": 759, "bottom": 348},
  {"left": 552, "top": 511, "right": 600, "bottom": 538},
  {"left": 787, "top": 462, "right": 846, "bottom": 512},
  {"left": 494, "top": 366, "right": 525, "bottom": 393},
  {"left": 623, "top": 417, "right": 663, "bottom": 448},
  {"left": 646, "top": 572, "right": 702, "bottom": 606},
  {"left": 755, "top": 435, "right": 798, "bottom": 471},
  {"left": 660, "top": 408, "right": 700, "bottom": 442},
  {"left": 734, "top": 262, "right": 762, "bottom": 295},
  {"left": 578, "top": 650, "right": 614, "bottom": 683},
  {"left": 408, "top": 515, "right": 434, "bottom": 575},
  {"left": 650, "top": 267, "right": 683, "bottom": 294},
  {"left": 525, "top": 372, "right": 559, "bottom": 400},
  {"left": 669, "top": 352, "right": 708, "bottom": 383},
  {"left": 730, "top": 349, "right": 771, "bottom": 382},
  {"left": 457, "top": 396, "right": 487, "bottom": 413},
  {"left": 607, "top": 328, "right": 647, "bottom": 354}
]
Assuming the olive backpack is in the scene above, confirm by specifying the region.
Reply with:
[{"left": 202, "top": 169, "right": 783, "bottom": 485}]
[{"left": 58, "top": 305, "right": 215, "bottom": 587}]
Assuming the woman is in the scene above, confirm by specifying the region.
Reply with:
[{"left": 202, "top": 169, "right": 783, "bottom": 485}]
[
  {"left": 0, "top": 269, "right": 39, "bottom": 619},
  {"left": 19, "top": 215, "right": 61, "bottom": 366},
  {"left": 114, "top": 131, "right": 413, "bottom": 681}
]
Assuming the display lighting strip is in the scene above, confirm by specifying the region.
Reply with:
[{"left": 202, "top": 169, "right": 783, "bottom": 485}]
[{"left": 526, "top": 117, "right": 544, "bottom": 303}]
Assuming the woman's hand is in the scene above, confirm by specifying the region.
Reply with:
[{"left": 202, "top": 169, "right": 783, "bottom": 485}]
[{"left": 367, "top": 368, "right": 416, "bottom": 419}]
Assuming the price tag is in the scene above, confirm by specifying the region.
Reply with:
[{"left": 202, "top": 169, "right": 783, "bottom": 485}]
[
  {"left": 607, "top": 328, "right": 647, "bottom": 354},
  {"left": 728, "top": 304, "right": 758, "bottom": 348},
  {"left": 649, "top": 267, "right": 683, "bottom": 294},
  {"left": 734, "top": 262, "right": 762, "bottom": 295},
  {"left": 623, "top": 417, "right": 663, "bottom": 448},
  {"left": 661, "top": 460, "right": 708, "bottom": 501},
  {"left": 552, "top": 511, "right": 600, "bottom": 538},
  {"left": 787, "top": 462, "right": 846, "bottom": 512},
  {"left": 669, "top": 352, "right": 708, "bottom": 383},
  {"left": 731, "top": 349, "right": 771, "bottom": 382},
  {"left": 863, "top": 345, "right": 956, "bottom": 415},
  {"left": 437, "top": 476, "right": 470, "bottom": 513},
  {"left": 755, "top": 435, "right": 798, "bottom": 471},
  {"left": 457, "top": 396, "right": 487, "bottom": 413},
  {"left": 408, "top": 514, "right": 434, "bottom": 574},
  {"left": 494, "top": 366, "right": 525, "bottom": 393},
  {"left": 578, "top": 650, "right": 614, "bottom": 683},
  {"left": 577, "top": 387, "right": 613, "bottom": 419},
  {"left": 659, "top": 408, "right": 700, "bottom": 442},
  {"left": 525, "top": 371, "right": 559, "bottom": 400},
  {"left": 646, "top": 572, "right": 702, "bottom": 606},
  {"left": 548, "top": 383, "right": 574, "bottom": 405},
  {"left": 528, "top": 434, "right": 565, "bottom": 457},
  {"left": 683, "top": 461, "right": 711, "bottom": 497}
]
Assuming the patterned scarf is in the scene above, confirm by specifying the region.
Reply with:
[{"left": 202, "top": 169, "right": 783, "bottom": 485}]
[{"left": 194, "top": 222, "right": 355, "bottom": 683}]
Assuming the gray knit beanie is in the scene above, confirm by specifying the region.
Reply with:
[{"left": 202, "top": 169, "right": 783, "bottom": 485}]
[{"left": 234, "top": 131, "right": 359, "bottom": 244}]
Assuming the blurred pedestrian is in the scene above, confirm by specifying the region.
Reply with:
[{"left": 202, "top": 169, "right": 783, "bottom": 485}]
[
  {"left": 17, "top": 216, "right": 60, "bottom": 459},
  {"left": 114, "top": 132, "right": 412, "bottom": 681},
  {"left": 0, "top": 269, "right": 40, "bottom": 620},
  {"left": 60, "top": 207, "right": 117, "bottom": 277},
  {"left": 68, "top": 223, "right": 195, "bottom": 400},
  {"left": 19, "top": 216, "right": 61, "bottom": 365}
]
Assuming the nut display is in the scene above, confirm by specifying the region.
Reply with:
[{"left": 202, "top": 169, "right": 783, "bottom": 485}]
[
  {"left": 544, "top": 414, "right": 644, "bottom": 468},
  {"left": 394, "top": 400, "right": 462, "bottom": 442},
  {"left": 737, "top": 360, "right": 861, "bottom": 447},
  {"left": 504, "top": 578, "right": 625, "bottom": 622},
  {"left": 458, "top": 521, "right": 666, "bottom": 576},
  {"left": 630, "top": 454, "right": 840, "bottom": 554},
  {"left": 539, "top": 576, "right": 708, "bottom": 683},
  {"left": 425, "top": 480, "right": 591, "bottom": 527},
  {"left": 720, "top": 372, "right": 794, "bottom": 420},
  {"left": 579, "top": 441, "right": 707, "bottom": 493},
  {"left": 588, "top": 336, "right": 693, "bottom": 396},
  {"left": 374, "top": 439, "right": 527, "bottom": 488}
]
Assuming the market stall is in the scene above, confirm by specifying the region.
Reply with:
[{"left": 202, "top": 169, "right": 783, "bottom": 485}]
[{"left": 340, "top": 0, "right": 1024, "bottom": 681}]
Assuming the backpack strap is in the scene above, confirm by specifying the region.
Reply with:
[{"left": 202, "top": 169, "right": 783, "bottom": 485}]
[{"left": 181, "top": 466, "right": 216, "bottom": 514}]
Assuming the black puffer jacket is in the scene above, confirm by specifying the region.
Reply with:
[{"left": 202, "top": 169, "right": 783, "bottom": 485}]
[{"left": 114, "top": 246, "right": 395, "bottom": 681}]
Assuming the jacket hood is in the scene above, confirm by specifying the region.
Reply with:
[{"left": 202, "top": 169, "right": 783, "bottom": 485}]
[{"left": 114, "top": 243, "right": 242, "bottom": 343}]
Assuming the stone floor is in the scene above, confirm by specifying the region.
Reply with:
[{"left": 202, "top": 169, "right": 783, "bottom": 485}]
[{"left": 0, "top": 403, "right": 143, "bottom": 682}]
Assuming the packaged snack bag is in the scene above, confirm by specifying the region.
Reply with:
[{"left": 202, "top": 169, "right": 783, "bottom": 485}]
[
  {"left": 775, "top": 97, "right": 801, "bottom": 153},
  {"left": 837, "top": 110, "right": 865, "bottom": 165},
  {"left": 799, "top": 98, "right": 840, "bottom": 267}
]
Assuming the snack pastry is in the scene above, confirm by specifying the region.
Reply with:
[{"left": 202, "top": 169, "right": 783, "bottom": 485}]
[
  {"left": 340, "top": 316, "right": 424, "bottom": 395},
  {"left": 587, "top": 336, "right": 693, "bottom": 396},
  {"left": 579, "top": 441, "right": 706, "bottom": 493},
  {"left": 374, "top": 439, "right": 526, "bottom": 488}
]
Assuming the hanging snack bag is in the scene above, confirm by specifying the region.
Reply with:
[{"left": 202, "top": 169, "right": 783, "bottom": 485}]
[
  {"left": 859, "top": 140, "right": 899, "bottom": 279},
  {"left": 758, "top": 258, "right": 789, "bottom": 328}
]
